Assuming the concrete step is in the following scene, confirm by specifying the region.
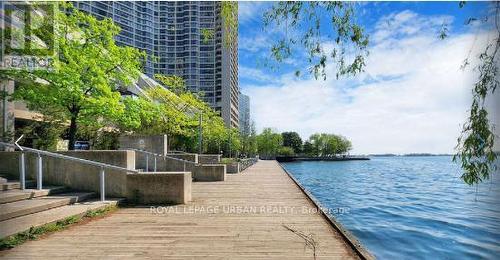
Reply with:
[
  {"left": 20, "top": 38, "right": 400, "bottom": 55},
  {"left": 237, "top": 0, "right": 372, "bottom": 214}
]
[
  {"left": 0, "top": 186, "right": 67, "bottom": 204},
  {"left": 0, "top": 198, "right": 124, "bottom": 239},
  {"left": 0, "top": 192, "right": 96, "bottom": 221},
  {"left": 1, "top": 180, "right": 36, "bottom": 191}
]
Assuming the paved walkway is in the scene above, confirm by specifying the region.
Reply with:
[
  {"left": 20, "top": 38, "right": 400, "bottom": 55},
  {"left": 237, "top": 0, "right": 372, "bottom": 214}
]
[{"left": 1, "top": 160, "right": 358, "bottom": 259}]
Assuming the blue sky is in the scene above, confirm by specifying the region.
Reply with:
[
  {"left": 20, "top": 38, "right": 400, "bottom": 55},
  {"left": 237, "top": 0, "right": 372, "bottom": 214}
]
[{"left": 237, "top": 1, "right": 498, "bottom": 154}]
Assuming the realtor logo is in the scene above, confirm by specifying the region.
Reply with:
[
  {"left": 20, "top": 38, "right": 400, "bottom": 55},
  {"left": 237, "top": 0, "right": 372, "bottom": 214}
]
[{"left": 1, "top": 1, "right": 56, "bottom": 70}]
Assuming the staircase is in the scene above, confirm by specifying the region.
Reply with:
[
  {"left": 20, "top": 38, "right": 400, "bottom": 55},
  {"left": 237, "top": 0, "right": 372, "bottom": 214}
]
[{"left": 0, "top": 176, "right": 123, "bottom": 239}]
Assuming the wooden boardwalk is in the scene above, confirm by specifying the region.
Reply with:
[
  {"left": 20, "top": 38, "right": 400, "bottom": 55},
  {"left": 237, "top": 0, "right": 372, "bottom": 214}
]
[{"left": 1, "top": 160, "right": 359, "bottom": 259}]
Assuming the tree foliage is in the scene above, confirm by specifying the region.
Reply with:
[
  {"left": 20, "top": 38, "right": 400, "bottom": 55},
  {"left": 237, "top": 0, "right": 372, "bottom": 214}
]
[
  {"left": 154, "top": 74, "right": 187, "bottom": 95},
  {"left": 282, "top": 131, "right": 303, "bottom": 154},
  {"left": 256, "top": 128, "right": 283, "bottom": 159},
  {"left": 118, "top": 76, "right": 235, "bottom": 155},
  {"left": 240, "top": 121, "right": 258, "bottom": 157},
  {"left": 453, "top": 2, "right": 499, "bottom": 185},
  {"left": 3, "top": 2, "right": 144, "bottom": 150},
  {"left": 308, "top": 133, "right": 352, "bottom": 156},
  {"left": 263, "top": 1, "right": 369, "bottom": 79}
]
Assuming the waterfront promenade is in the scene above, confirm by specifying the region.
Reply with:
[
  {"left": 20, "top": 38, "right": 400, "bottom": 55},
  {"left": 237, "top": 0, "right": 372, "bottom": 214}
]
[{"left": 1, "top": 160, "right": 358, "bottom": 259}]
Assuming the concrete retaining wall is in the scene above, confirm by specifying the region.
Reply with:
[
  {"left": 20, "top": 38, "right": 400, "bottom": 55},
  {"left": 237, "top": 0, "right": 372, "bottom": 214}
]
[
  {"left": 224, "top": 158, "right": 258, "bottom": 174},
  {"left": 167, "top": 153, "right": 198, "bottom": 163},
  {"left": 198, "top": 154, "right": 221, "bottom": 164},
  {"left": 119, "top": 135, "right": 168, "bottom": 156},
  {"left": 0, "top": 151, "right": 192, "bottom": 204},
  {"left": 0, "top": 151, "right": 133, "bottom": 196},
  {"left": 226, "top": 163, "right": 240, "bottom": 174},
  {"left": 193, "top": 164, "right": 226, "bottom": 181},
  {"left": 127, "top": 172, "right": 191, "bottom": 204}
]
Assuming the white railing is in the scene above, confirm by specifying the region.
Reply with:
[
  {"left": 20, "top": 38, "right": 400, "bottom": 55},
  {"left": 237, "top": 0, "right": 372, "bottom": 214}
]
[
  {"left": 121, "top": 148, "right": 197, "bottom": 172},
  {"left": 0, "top": 139, "right": 138, "bottom": 201}
]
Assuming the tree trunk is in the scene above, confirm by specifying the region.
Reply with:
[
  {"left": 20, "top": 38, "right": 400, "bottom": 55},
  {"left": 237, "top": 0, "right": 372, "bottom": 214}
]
[{"left": 68, "top": 113, "right": 78, "bottom": 150}]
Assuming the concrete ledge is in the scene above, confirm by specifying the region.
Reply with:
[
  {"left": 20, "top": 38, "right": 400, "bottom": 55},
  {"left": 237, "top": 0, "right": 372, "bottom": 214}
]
[
  {"left": 225, "top": 158, "right": 258, "bottom": 174},
  {"left": 127, "top": 172, "right": 191, "bottom": 204},
  {"left": 226, "top": 163, "right": 240, "bottom": 174},
  {"left": 198, "top": 154, "right": 221, "bottom": 164},
  {"left": 193, "top": 164, "right": 226, "bottom": 182},
  {"left": 119, "top": 135, "right": 168, "bottom": 156},
  {"left": 166, "top": 153, "right": 198, "bottom": 163},
  {"left": 0, "top": 151, "right": 134, "bottom": 197}
]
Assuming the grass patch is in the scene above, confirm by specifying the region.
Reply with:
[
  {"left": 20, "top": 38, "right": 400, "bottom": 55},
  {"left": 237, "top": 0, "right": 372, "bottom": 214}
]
[{"left": 0, "top": 205, "right": 117, "bottom": 250}]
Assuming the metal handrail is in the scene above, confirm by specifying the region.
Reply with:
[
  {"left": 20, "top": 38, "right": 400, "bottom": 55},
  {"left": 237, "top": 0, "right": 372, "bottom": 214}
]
[
  {"left": 0, "top": 140, "right": 138, "bottom": 201},
  {"left": 167, "top": 150, "right": 194, "bottom": 155},
  {"left": 121, "top": 148, "right": 197, "bottom": 172}
]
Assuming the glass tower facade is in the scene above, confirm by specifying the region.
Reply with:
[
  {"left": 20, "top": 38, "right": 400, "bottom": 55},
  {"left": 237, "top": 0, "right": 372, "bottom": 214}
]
[
  {"left": 239, "top": 93, "right": 250, "bottom": 135},
  {"left": 74, "top": 1, "right": 239, "bottom": 128}
]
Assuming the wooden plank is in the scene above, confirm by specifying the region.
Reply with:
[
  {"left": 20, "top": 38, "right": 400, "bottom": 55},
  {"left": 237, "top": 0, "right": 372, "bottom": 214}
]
[{"left": 0, "top": 160, "right": 359, "bottom": 259}]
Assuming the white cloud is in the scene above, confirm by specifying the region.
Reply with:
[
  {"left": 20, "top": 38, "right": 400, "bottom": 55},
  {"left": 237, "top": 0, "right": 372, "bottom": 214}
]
[
  {"left": 373, "top": 10, "right": 454, "bottom": 43},
  {"left": 239, "top": 35, "right": 270, "bottom": 53},
  {"left": 238, "top": 1, "right": 268, "bottom": 25},
  {"left": 240, "top": 66, "right": 279, "bottom": 83},
  {"left": 243, "top": 10, "right": 495, "bottom": 154}
]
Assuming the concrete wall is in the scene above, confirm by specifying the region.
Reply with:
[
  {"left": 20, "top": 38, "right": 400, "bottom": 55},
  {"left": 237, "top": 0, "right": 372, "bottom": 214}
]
[
  {"left": 226, "top": 163, "right": 240, "bottom": 174},
  {"left": 198, "top": 154, "right": 221, "bottom": 164},
  {"left": 0, "top": 151, "right": 192, "bottom": 204},
  {"left": 119, "top": 135, "right": 168, "bottom": 156},
  {"left": 193, "top": 164, "right": 226, "bottom": 181},
  {"left": 225, "top": 158, "right": 257, "bottom": 174},
  {"left": 0, "top": 151, "right": 134, "bottom": 197},
  {"left": 0, "top": 152, "right": 18, "bottom": 178},
  {"left": 167, "top": 153, "right": 198, "bottom": 163},
  {"left": 127, "top": 172, "right": 191, "bottom": 204}
]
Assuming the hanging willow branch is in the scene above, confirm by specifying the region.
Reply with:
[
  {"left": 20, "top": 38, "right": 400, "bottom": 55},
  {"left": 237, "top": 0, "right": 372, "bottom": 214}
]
[
  {"left": 263, "top": 1, "right": 369, "bottom": 79},
  {"left": 453, "top": 2, "right": 500, "bottom": 185}
]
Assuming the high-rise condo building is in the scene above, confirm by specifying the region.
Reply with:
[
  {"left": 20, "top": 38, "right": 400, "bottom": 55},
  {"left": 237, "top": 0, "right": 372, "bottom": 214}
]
[
  {"left": 73, "top": 1, "right": 239, "bottom": 128},
  {"left": 239, "top": 93, "right": 250, "bottom": 135}
]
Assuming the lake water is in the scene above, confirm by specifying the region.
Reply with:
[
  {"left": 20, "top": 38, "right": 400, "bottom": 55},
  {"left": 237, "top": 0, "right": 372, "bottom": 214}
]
[{"left": 282, "top": 156, "right": 500, "bottom": 259}]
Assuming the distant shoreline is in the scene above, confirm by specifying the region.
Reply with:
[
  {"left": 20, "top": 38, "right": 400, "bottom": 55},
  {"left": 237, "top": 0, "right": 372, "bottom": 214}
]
[
  {"left": 276, "top": 156, "right": 370, "bottom": 162},
  {"left": 368, "top": 154, "right": 453, "bottom": 157}
]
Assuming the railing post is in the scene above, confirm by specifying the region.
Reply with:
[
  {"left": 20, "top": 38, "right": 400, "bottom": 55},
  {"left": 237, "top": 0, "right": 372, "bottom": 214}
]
[
  {"left": 100, "top": 167, "right": 105, "bottom": 202},
  {"left": 154, "top": 155, "right": 157, "bottom": 172},
  {"left": 145, "top": 154, "right": 149, "bottom": 172},
  {"left": 36, "top": 153, "right": 42, "bottom": 190},
  {"left": 183, "top": 161, "right": 186, "bottom": 172},
  {"left": 19, "top": 152, "right": 25, "bottom": 190}
]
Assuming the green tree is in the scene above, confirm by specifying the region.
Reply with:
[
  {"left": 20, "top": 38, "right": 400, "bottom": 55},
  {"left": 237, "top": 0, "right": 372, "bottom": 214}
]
[
  {"left": 303, "top": 141, "right": 314, "bottom": 156},
  {"left": 277, "top": 146, "right": 295, "bottom": 156},
  {"left": 4, "top": 3, "right": 144, "bottom": 150},
  {"left": 240, "top": 122, "right": 258, "bottom": 157},
  {"left": 154, "top": 74, "right": 187, "bottom": 95},
  {"left": 256, "top": 128, "right": 283, "bottom": 159},
  {"left": 307, "top": 133, "right": 352, "bottom": 156},
  {"left": 281, "top": 131, "right": 303, "bottom": 154}
]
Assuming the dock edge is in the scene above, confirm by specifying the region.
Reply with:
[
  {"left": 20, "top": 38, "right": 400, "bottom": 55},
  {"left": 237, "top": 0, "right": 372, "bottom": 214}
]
[{"left": 278, "top": 162, "right": 376, "bottom": 260}]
